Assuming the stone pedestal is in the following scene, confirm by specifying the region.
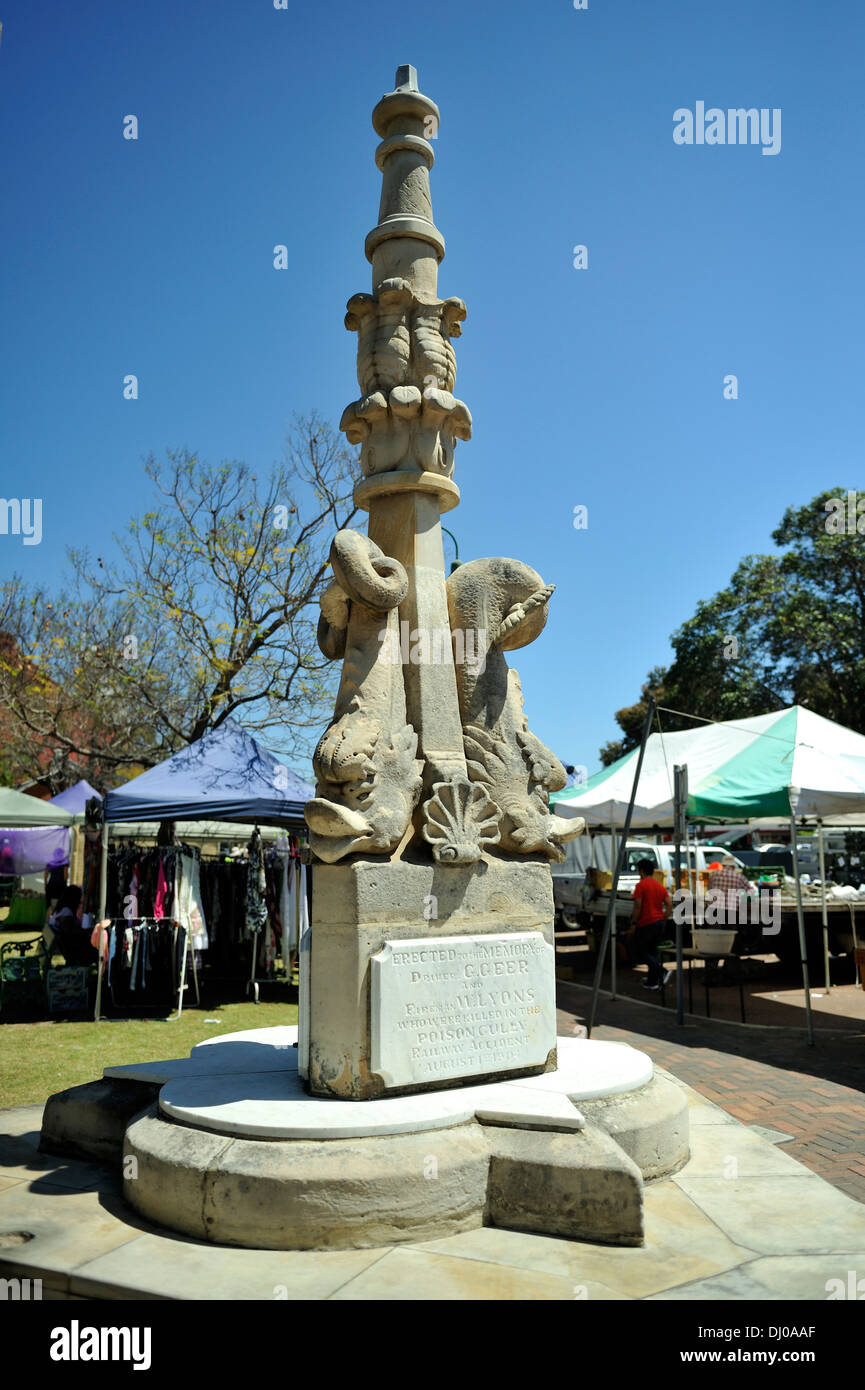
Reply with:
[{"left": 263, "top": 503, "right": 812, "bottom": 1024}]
[
  {"left": 307, "top": 855, "right": 558, "bottom": 1099},
  {"left": 40, "top": 1027, "right": 689, "bottom": 1251}
]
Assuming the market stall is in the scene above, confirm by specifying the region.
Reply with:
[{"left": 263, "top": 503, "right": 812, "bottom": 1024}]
[
  {"left": 0, "top": 788, "right": 76, "bottom": 926},
  {"left": 94, "top": 719, "right": 314, "bottom": 1019},
  {"left": 553, "top": 706, "right": 865, "bottom": 1042}
]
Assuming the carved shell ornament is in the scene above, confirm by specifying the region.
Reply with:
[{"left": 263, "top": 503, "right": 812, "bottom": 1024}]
[{"left": 422, "top": 777, "right": 501, "bottom": 864}]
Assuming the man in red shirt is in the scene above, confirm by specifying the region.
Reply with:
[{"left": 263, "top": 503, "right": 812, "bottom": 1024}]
[{"left": 627, "top": 858, "right": 672, "bottom": 990}]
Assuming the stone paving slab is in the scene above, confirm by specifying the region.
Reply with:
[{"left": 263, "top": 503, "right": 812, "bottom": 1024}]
[
  {"left": 646, "top": 1253, "right": 865, "bottom": 1302},
  {"left": 327, "top": 1245, "right": 610, "bottom": 1301},
  {"left": 410, "top": 1181, "right": 752, "bottom": 1299},
  {"left": 671, "top": 1172, "right": 865, "bottom": 1257},
  {"left": 0, "top": 1111, "right": 110, "bottom": 1192},
  {"left": 71, "top": 1236, "right": 390, "bottom": 1302},
  {"left": 0, "top": 1182, "right": 140, "bottom": 1293},
  {"left": 676, "top": 1123, "right": 811, "bottom": 1178}
]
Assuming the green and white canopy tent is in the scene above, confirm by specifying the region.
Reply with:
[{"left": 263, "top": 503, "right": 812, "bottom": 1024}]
[
  {"left": 553, "top": 706, "right": 865, "bottom": 827},
  {"left": 553, "top": 706, "right": 865, "bottom": 1045}
]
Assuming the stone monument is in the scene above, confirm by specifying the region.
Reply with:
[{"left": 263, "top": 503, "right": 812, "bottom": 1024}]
[
  {"left": 303, "top": 63, "right": 584, "bottom": 1100},
  {"left": 38, "top": 68, "right": 689, "bottom": 1253}
]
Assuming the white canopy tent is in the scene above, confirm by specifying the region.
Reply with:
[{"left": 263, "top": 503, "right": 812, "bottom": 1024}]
[{"left": 553, "top": 707, "right": 865, "bottom": 1044}]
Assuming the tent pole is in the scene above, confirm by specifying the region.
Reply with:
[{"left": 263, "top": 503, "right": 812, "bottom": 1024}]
[
  {"left": 789, "top": 813, "right": 815, "bottom": 1046},
  {"left": 588, "top": 698, "right": 655, "bottom": 1037},
  {"left": 673, "top": 766, "right": 688, "bottom": 1027},
  {"left": 610, "top": 823, "right": 617, "bottom": 1001},
  {"left": 94, "top": 821, "right": 108, "bottom": 1023},
  {"left": 673, "top": 828, "right": 682, "bottom": 1024},
  {"left": 680, "top": 822, "right": 698, "bottom": 1023},
  {"left": 175, "top": 928, "right": 188, "bottom": 1020},
  {"left": 817, "top": 819, "right": 830, "bottom": 993}
]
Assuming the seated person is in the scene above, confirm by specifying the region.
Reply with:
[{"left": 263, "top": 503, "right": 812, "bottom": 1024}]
[
  {"left": 627, "top": 858, "right": 672, "bottom": 990},
  {"left": 45, "top": 887, "right": 95, "bottom": 967},
  {"left": 44, "top": 850, "right": 69, "bottom": 913}
]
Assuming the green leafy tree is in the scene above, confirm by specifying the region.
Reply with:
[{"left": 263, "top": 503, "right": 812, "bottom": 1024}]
[{"left": 601, "top": 488, "right": 865, "bottom": 763}]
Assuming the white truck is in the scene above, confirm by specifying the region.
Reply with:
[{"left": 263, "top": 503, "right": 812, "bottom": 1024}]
[
  {"left": 551, "top": 837, "right": 745, "bottom": 931},
  {"left": 551, "top": 837, "right": 862, "bottom": 967}
]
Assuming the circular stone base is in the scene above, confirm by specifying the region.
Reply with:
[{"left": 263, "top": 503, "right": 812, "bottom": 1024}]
[
  {"left": 158, "top": 1032, "right": 653, "bottom": 1139},
  {"left": 124, "top": 1108, "right": 491, "bottom": 1250},
  {"left": 579, "top": 1072, "right": 690, "bottom": 1181},
  {"left": 118, "top": 1031, "right": 688, "bottom": 1251}
]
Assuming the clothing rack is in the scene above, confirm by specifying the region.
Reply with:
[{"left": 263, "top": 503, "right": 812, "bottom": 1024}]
[
  {"left": 94, "top": 917, "right": 199, "bottom": 1020},
  {"left": 243, "top": 830, "right": 308, "bottom": 1002},
  {"left": 92, "top": 815, "right": 310, "bottom": 1014}
]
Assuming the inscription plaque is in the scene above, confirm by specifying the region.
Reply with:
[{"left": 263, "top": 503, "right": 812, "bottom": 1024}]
[{"left": 370, "top": 931, "right": 556, "bottom": 1089}]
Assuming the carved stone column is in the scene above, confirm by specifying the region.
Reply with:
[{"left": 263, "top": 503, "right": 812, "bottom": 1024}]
[{"left": 304, "top": 67, "right": 583, "bottom": 1098}]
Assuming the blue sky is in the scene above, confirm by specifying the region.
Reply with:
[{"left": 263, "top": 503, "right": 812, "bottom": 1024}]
[{"left": 1, "top": 0, "right": 862, "bottom": 781}]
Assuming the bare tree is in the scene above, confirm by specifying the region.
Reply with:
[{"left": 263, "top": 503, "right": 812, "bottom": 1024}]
[{"left": 0, "top": 414, "right": 357, "bottom": 784}]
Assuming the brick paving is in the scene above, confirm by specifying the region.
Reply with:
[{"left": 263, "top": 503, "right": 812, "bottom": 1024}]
[{"left": 556, "top": 980, "right": 865, "bottom": 1205}]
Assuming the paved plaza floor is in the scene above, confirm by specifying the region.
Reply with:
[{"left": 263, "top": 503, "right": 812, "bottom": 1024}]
[
  {"left": 557, "top": 980, "right": 865, "bottom": 1205},
  {"left": 2, "top": 1042, "right": 864, "bottom": 1300}
]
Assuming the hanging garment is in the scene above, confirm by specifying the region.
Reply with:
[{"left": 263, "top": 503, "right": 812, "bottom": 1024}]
[
  {"left": 280, "top": 854, "right": 293, "bottom": 965},
  {"left": 126, "top": 862, "right": 140, "bottom": 922},
  {"left": 82, "top": 831, "right": 102, "bottom": 915},
  {"left": 176, "top": 852, "right": 209, "bottom": 951},
  {"left": 262, "top": 918, "right": 277, "bottom": 975},
  {"left": 245, "top": 833, "right": 267, "bottom": 937},
  {"left": 90, "top": 920, "right": 109, "bottom": 968},
  {"left": 154, "top": 859, "right": 168, "bottom": 919},
  {"left": 129, "top": 927, "right": 141, "bottom": 991},
  {"left": 138, "top": 923, "right": 148, "bottom": 990},
  {"left": 174, "top": 925, "right": 188, "bottom": 985},
  {"left": 208, "top": 866, "right": 221, "bottom": 941}
]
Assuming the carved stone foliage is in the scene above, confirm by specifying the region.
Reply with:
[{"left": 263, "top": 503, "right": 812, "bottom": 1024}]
[
  {"left": 339, "top": 278, "right": 472, "bottom": 478},
  {"left": 446, "top": 559, "right": 586, "bottom": 862},
  {"left": 305, "top": 530, "right": 423, "bottom": 863}
]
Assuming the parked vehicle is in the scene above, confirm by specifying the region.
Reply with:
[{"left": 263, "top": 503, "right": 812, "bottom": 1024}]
[
  {"left": 551, "top": 835, "right": 861, "bottom": 968},
  {"left": 551, "top": 839, "right": 746, "bottom": 931}
]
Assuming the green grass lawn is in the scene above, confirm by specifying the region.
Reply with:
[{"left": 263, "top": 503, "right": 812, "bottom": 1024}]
[
  {"left": 1, "top": 925, "right": 298, "bottom": 1106},
  {"left": 0, "top": 1000, "right": 299, "bottom": 1107}
]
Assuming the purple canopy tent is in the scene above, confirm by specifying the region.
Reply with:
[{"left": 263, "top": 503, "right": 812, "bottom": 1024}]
[{"left": 50, "top": 780, "right": 102, "bottom": 819}]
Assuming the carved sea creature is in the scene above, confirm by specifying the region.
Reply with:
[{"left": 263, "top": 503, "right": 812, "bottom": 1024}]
[
  {"left": 446, "top": 558, "right": 586, "bottom": 861},
  {"left": 308, "top": 714, "right": 422, "bottom": 863},
  {"left": 346, "top": 279, "right": 413, "bottom": 395},
  {"left": 305, "top": 529, "right": 423, "bottom": 862},
  {"left": 412, "top": 297, "right": 465, "bottom": 393}
]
